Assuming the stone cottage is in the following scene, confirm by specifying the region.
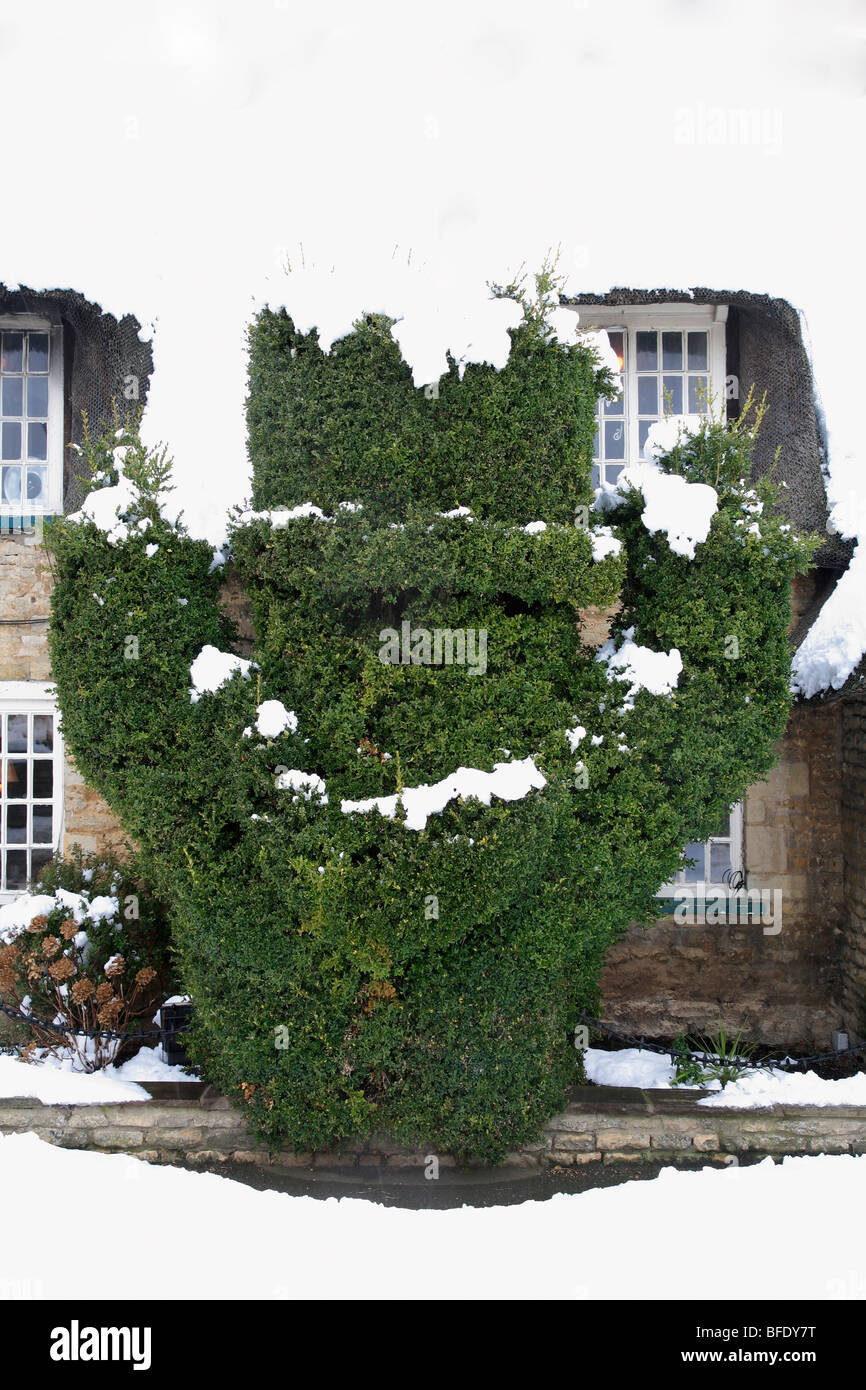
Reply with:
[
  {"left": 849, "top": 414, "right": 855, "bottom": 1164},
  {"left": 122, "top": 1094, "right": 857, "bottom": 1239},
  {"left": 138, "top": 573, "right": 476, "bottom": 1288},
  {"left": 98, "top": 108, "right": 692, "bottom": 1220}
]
[{"left": 0, "top": 282, "right": 862, "bottom": 1049}]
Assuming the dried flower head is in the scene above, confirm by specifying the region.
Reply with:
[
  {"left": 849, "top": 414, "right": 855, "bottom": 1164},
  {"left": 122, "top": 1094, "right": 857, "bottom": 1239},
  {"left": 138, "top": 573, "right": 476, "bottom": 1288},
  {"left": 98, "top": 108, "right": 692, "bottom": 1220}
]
[
  {"left": 41, "top": 936, "right": 61, "bottom": 959},
  {"left": 48, "top": 956, "right": 75, "bottom": 982},
  {"left": 134, "top": 966, "right": 157, "bottom": 987},
  {"left": 97, "top": 998, "right": 123, "bottom": 1027},
  {"left": 104, "top": 956, "right": 125, "bottom": 979},
  {"left": 60, "top": 919, "right": 78, "bottom": 941},
  {"left": 95, "top": 981, "right": 114, "bottom": 1004},
  {"left": 71, "top": 978, "right": 95, "bottom": 1005},
  {"left": 27, "top": 914, "right": 49, "bottom": 934},
  {"left": 26, "top": 957, "right": 44, "bottom": 982}
]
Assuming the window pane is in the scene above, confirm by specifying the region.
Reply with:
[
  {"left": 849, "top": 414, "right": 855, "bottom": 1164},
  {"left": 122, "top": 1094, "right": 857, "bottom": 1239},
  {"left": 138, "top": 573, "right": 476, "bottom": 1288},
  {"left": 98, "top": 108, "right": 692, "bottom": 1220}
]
[
  {"left": 2, "top": 421, "right": 21, "bottom": 459},
  {"left": 687, "top": 332, "right": 708, "bottom": 370},
  {"left": 5, "top": 761, "right": 27, "bottom": 798},
  {"left": 1, "top": 466, "right": 21, "bottom": 503},
  {"left": 27, "top": 377, "right": 48, "bottom": 417},
  {"left": 32, "top": 760, "right": 53, "bottom": 798},
  {"left": 27, "top": 421, "right": 47, "bottom": 460},
  {"left": 32, "top": 805, "right": 54, "bottom": 843},
  {"left": 591, "top": 463, "right": 600, "bottom": 489},
  {"left": 662, "top": 375, "right": 683, "bottom": 414},
  {"left": 26, "top": 466, "right": 47, "bottom": 502},
  {"left": 688, "top": 375, "right": 709, "bottom": 412},
  {"left": 32, "top": 715, "right": 53, "bottom": 753},
  {"left": 1, "top": 377, "right": 23, "bottom": 416},
  {"left": 662, "top": 332, "right": 683, "bottom": 370},
  {"left": 604, "top": 389, "right": 624, "bottom": 416},
  {"left": 637, "top": 375, "right": 658, "bottom": 415},
  {"left": 1, "top": 333, "right": 23, "bottom": 373},
  {"left": 638, "top": 419, "right": 653, "bottom": 455},
  {"left": 636, "top": 331, "right": 657, "bottom": 370},
  {"left": 30, "top": 848, "right": 54, "bottom": 882},
  {"left": 604, "top": 420, "right": 625, "bottom": 460},
  {"left": 7, "top": 714, "right": 27, "bottom": 751},
  {"left": 27, "top": 334, "right": 49, "bottom": 373},
  {"left": 607, "top": 330, "right": 624, "bottom": 370},
  {"left": 606, "top": 464, "right": 624, "bottom": 484},
  {"left": 592, "top": 426, "right": 599, "bottom": 460},
  {"left": 683, "top": 842, "right": 705, "bottom": 882},
  {"left": 5, "top": 804, "right": 27, "bottom": 844},
  {"left": 709, "top": 842, "right": 732, "bottom": 882},
  {"left": 5, "top": 849, "right": 27, "bottom": 889}
]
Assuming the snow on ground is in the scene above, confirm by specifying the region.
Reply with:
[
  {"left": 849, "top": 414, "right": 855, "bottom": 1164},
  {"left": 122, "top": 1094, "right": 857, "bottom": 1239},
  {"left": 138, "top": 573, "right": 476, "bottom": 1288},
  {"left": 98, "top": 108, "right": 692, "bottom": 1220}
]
[
  {"left": 0, "top": 1053, "right": 150, "bottom": 1104},
  {"left": 0, "top": 1131, "right": 862, "bottom": 1300},
  {"left": 585, "top": 1047, "right": 866, "bottom": 1107},
  {"left": 0, "top": 1046, "right": 198, "bottom": 1103}
]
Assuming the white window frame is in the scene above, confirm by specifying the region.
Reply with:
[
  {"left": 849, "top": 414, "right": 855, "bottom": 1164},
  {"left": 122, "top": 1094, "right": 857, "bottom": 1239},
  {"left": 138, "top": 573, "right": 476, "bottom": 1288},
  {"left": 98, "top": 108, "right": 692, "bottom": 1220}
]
[
  {"left": 656, "top": 802, "right": 744, "bottom": 899},
  {"left": 0, "top": 315, "right": 64, "bottom": 518},
  {"left": 0, "top": 683, "right": 65, "bottom": 902},
  {"left": 567, "top": 303, "right": 728, "bottom": 483}
]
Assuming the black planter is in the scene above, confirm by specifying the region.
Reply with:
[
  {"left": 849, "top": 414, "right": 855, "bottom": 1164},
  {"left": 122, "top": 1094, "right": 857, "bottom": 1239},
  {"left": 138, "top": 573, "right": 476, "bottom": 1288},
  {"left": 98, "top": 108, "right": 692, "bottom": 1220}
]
[{"left": 161, "top": 1003, "right": 194, "bottom": 1068}]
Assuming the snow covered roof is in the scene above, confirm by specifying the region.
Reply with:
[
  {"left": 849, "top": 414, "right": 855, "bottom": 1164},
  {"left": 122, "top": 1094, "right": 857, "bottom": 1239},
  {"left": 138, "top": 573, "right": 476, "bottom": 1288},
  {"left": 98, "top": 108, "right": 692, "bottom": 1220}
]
[{"left": 563, "top": 287, "right": 851, "bottom": 573}]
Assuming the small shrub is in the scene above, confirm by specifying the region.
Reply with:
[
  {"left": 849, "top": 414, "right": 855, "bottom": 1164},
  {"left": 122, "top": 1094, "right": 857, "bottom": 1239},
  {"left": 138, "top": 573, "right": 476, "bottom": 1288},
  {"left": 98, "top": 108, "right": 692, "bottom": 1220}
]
[{"left": 0, "top": 846, "right": 175, "bottom": 1070}]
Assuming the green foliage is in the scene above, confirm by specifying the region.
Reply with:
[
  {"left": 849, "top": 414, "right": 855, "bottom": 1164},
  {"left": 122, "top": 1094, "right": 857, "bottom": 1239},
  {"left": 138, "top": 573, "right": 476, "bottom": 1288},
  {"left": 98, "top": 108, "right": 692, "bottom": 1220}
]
[
  {"left": 670, "top": 1032, "right": 707, "bottom": 1087},
  {"left": 671, "top": 1022, "right": 756, "bottom": 1090},
  {"left": 44, "top": 298, "right": 815, "bottom": 1160}
]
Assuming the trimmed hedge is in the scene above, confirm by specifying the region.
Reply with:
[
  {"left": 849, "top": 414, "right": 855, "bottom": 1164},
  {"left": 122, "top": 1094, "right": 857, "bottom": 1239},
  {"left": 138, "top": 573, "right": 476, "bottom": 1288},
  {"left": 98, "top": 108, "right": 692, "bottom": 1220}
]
[{"left": 45, "top": 303, "right": 817, "bottom": 1160}]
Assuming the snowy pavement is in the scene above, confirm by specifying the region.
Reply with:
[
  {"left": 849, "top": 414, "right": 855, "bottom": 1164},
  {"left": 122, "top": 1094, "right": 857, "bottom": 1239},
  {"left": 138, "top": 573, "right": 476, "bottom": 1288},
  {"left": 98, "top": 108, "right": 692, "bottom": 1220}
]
[{"left": 0, "top": 1131, "right": 863, "bottom": 1300}]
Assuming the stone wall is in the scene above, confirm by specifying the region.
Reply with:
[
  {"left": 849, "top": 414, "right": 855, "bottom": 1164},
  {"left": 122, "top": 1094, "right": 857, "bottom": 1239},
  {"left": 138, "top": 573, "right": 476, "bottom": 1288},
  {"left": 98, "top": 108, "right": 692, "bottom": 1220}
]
[
  {"left": 0, "top": 532, "right": 128, "bottom": 859},
  {"left": 601, "top": 575, "right": 845, "bottom": 1048},
  {"left": 0, "top": 1084, "right": 863, "bottom": 1171},
  {"left": 841, "top": 691, "right": 866, "bottom": 1043}
]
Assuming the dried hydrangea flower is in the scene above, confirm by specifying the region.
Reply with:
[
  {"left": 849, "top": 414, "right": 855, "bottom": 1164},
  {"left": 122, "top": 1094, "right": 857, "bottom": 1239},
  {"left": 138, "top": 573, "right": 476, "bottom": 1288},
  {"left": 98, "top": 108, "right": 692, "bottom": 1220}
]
[
  {"left": 95, "top": 981, "right": 114, "bottom": 1004},
  {"left": 135, "top": 966, "right": 157, "bottom": 987},
  {"left": 27, "top": 914, "right": 49, "bottom": 933},
  {"left": 71, "top": 978, "right": 95, "bottom": 1005},
  {"left": 60, "top": 919, "right": 78, "bottom": 941},
  {"left": 104, "top": 956, "right": 125, "bottom": 979},
  {"left": 97, "top": 998, "right": 123, "bottom": 1027},
  {"left": 41, "top": 936, "right": 61, "bottom": 958},
  {"left": 48, "top": 957, "right": 75, "bottom": 981}
]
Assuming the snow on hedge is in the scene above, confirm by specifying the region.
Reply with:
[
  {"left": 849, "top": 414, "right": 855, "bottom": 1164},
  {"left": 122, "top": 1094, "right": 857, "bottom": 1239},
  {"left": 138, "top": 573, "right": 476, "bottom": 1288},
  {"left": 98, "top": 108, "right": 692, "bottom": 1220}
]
[
  {"left": 594, "top": 417, "right": 719, "bottom": 561},
  {"left": 67, "top": 469, "right": 139, "bottom": 545},
  {"left": 274, "top": 769, "right": 329, "bottom": 803},
  {"left": 189, "top": 645, "right": 253, "bottom": 702},
  {"left": 0, "top": 1132, "right": 863, "bottom": 1299},
  {"left": 254, "top": 700, "right": 298, "bottom": 739},
  {"left": 589, "top": 525, "right": 622, "bottom": 561},
  {"left": 340, "top": 755, "right": 546, "bottom": 832},
  {"left": 596, "top": 627, "right": 682, "bottom": 711}
]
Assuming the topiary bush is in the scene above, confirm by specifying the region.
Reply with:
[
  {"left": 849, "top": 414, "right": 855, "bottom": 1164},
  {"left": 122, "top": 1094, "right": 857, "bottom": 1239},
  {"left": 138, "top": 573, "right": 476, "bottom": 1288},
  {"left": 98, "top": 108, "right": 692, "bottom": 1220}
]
[{"left": 44, "top": 274, "right": 817, "bottom": 1159}]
